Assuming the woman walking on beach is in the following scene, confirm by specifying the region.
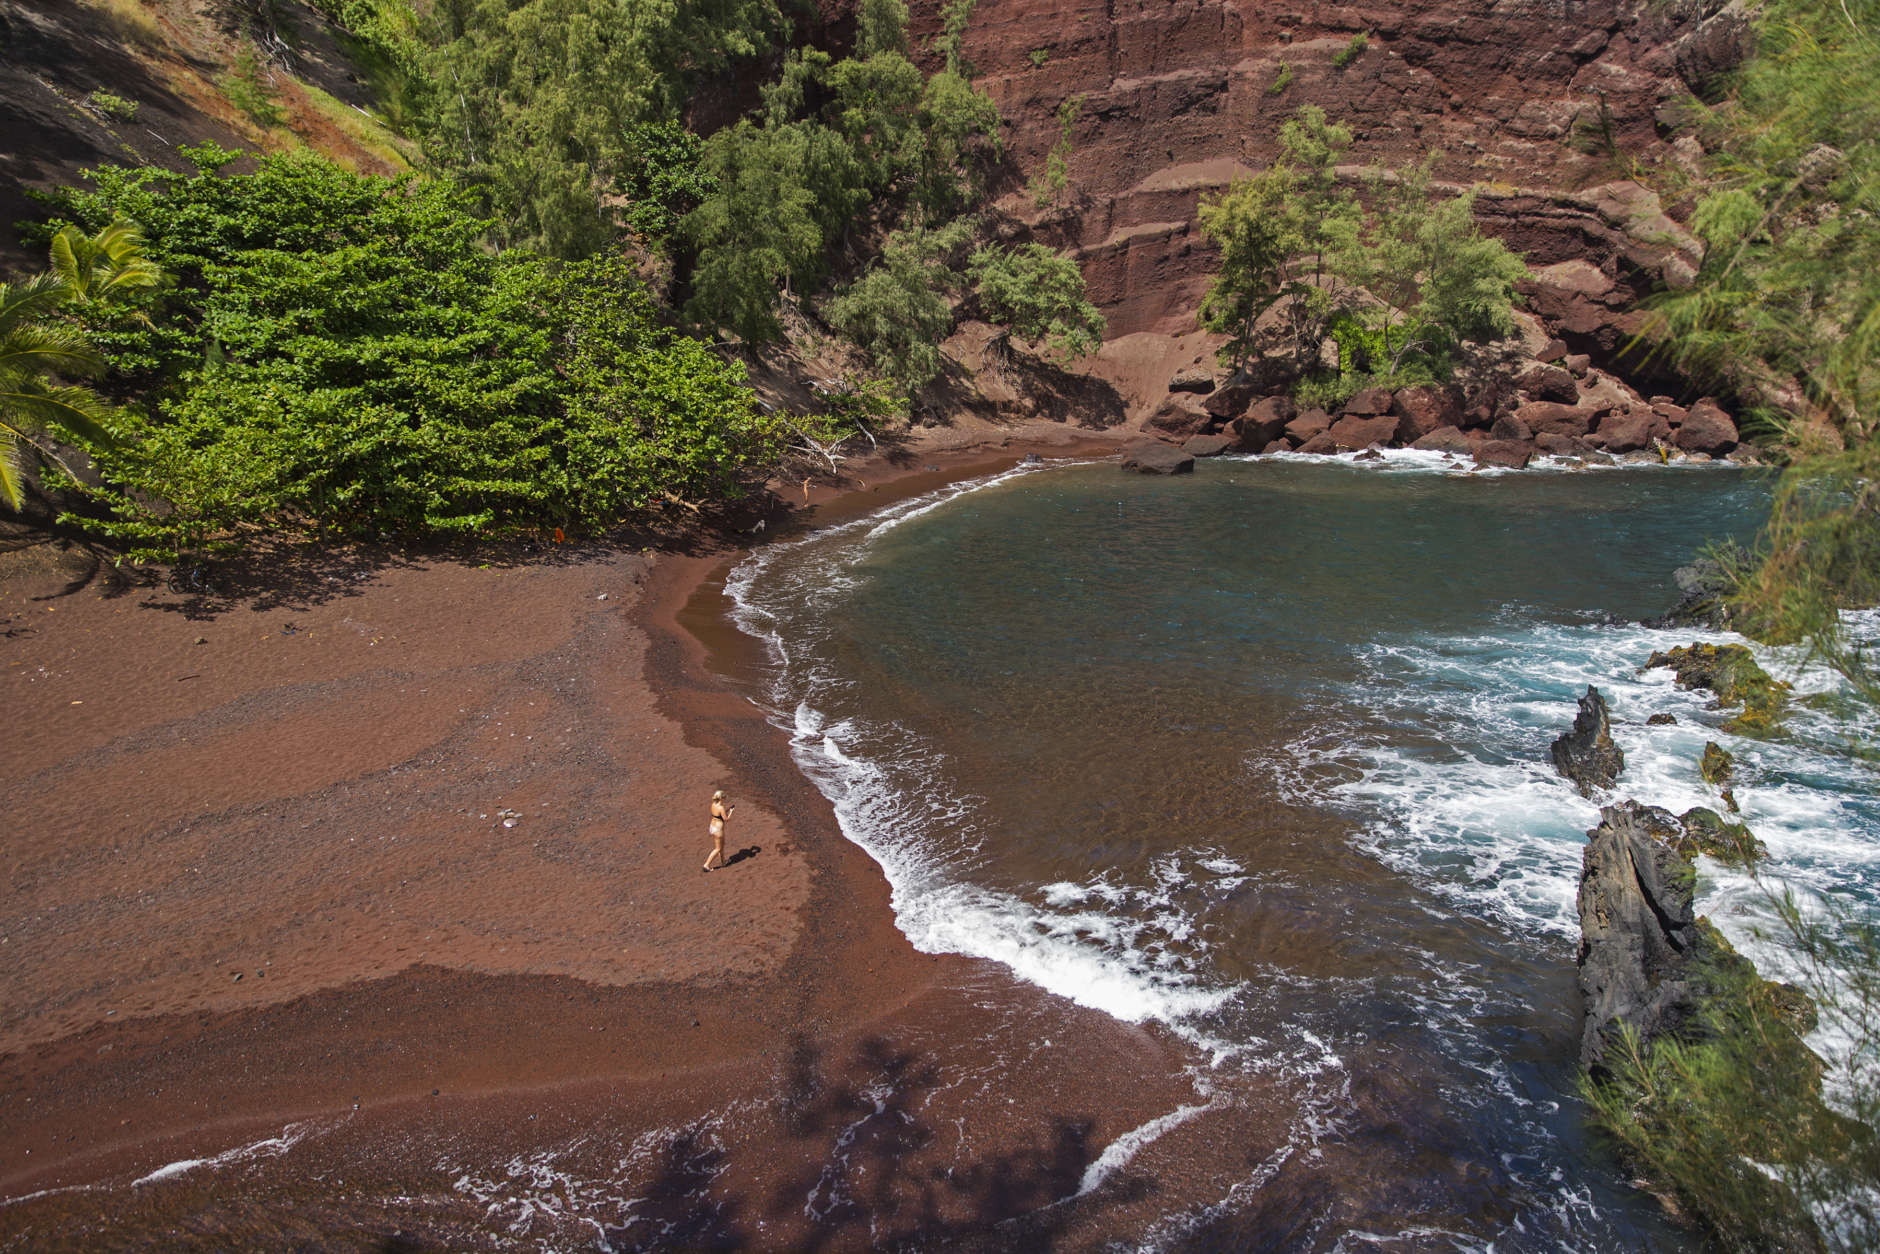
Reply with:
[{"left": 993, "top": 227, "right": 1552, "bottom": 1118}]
[{"left": 703, "top": 790, "right": 734, "bottom": 872}]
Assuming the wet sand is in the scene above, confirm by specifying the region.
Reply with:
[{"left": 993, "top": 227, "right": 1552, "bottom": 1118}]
[{"left": 0, "top": 424, "right": 1198, "bottom": 1250}]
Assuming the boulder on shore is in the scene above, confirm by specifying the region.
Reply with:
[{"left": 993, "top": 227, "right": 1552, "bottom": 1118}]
[
  {"left": 1328, "top": 414, "right": 1400, "bottom": 450},
  {"left": 1121, "top": 441, "right": 1195, "bottom": 475},
  {"left": 1285, "top": 408, "right": 1333, "bottom": 444},
  {"left": 1552, "top": 686, "right": 1625, "bottom": 797},
  {"left": 1390, "top": 385, "right": 1460, "bottom": 442},
  {"left": 1145, "top": 393, "right": 1212, "bottom": 438},
  {"left": 1473, "top": 439, "right": 1534, "bottom": 469},
  {"left": 1182, "top": 433, "right": 1235, "bottom": 458},
  {"left": 1168, "top": 368, "right": 1216, "bottom": 395},
  {"left": 1673, "top": 399, "right": 1739, "bottom": 454},
  {"left": 1234, "top": 396, "right": 1296, "bottom": 448},
  {"left": 1341, "top": 387, "right": 1394, "bottom": 416},
  {"left": 1410, "top": 425, "right": 1471, "bottom": 455}
]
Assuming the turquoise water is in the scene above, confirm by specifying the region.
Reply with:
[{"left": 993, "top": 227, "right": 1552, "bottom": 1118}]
[{"left": 728, "top": 452, "right": 1880, "bottom": 1250}]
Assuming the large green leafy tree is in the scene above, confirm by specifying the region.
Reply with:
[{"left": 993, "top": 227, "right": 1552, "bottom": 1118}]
[
  {"left": 1196, "top": 164, "right": 1301, "bottom": 374},
  {"left": 682, "top": 0, "right": 1000, "bottom": 345},
  {"left": 966, "top": 243, "right": 1105, "bottom": 361},
  {"left": 823, "top": 219, "right": 975, "bottom": 391},
  {"left": 418, "top": 0, "right": 785, "bottom": 258}
]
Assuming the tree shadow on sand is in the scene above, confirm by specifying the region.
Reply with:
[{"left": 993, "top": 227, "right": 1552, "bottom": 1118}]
[{"left": 599, "top": 1032, "right": 1153, "bottom": 1254}]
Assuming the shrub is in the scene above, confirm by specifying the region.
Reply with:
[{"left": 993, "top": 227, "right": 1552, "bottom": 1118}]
[
  {"left": 1268, "top": 63, "right": 1293, "bottom": 95},
  {"left": 1332, "top": 32, "right": 1369, "bottom": 69},
  {"left": 87, "top": 90, "right": 138, "bottom": 122},
  {"left": 43, "top": 149, "right": 779, "bottom": 555}
]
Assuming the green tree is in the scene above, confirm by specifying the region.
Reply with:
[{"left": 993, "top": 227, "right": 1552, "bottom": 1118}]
[
  {"left": 0, "top": 276, "right": 117, "bottom": 511},
  {"left": 1647, "top": 0, "right": 1880, "bottom": 700},
  {"left": 48, "top": 218, "right": 161, "bottom": 304},
  {"left": 966, "top": 242, "right": 1104, "bottom": 361},
  {"left": 418, "top": 0, "right": 784, "bottom": 257},
  {"left": 682, "top": 121, "right": 828, "bottom": 342},
  {"left": 1196, "top": 164, "right": 1301, "bottom": 374},
  {"left": 855, "top": 0, "right": 908, "bottom": 57},
  {"left": 932, "top": 0, "right": 978, "bottom": 76},
  {"left": 1326, "top": 156, "right": 1524, "bottom": 369},
  {"left": 824, "top": 218, "right": 974, "bottom": 390},
  {"left": 1031, "top": 94, "right": 1081, "bottom": 208},
  {"left": 912, "top": 70, "right": 1002, "bottom": 216},
  {"left": 616, "top": 121, "right": 716, "bottom": 246}
]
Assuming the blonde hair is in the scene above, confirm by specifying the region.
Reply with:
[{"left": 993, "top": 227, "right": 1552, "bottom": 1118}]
[{"left": 712, "top": 790, "right": 725, "bottom": 801}]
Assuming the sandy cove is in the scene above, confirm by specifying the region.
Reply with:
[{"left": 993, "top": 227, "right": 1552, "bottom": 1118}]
[{"left": 0, "top": 423, "right": 1203, "bottom": 1251}]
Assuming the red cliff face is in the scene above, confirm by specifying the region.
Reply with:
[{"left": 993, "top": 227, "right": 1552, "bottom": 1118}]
[{"left": 909, "top": 0, "right": 1738, "bottom": 339}]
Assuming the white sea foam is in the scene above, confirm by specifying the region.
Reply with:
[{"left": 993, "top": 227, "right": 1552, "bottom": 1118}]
[
  {"left": 1076, "top": 1101, "right": 1216, "bottom": 1197},
  {"left": 1288, "top": 615, "right": 1880, "bottom": 962},
  {"left": 131, "top": 1119, "right": 332, "bottom": 1187}
]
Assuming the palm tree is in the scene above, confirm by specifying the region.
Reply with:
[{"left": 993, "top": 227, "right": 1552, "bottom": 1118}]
[
  {"left": 0, "top": 275, "right": 116, "bottom": 511},
  {"left": 48, "top": 217, "right": 161, "bottom": 304}
]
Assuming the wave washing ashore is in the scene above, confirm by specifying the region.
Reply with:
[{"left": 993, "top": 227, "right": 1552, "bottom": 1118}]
[{"left": 725, "top": 450, "right": 1880, "bottom": 1250}]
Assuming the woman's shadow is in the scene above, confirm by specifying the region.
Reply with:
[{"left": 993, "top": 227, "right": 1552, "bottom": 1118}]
[{"left": 721, "top": 845, "right": 761, "bottom": 869}]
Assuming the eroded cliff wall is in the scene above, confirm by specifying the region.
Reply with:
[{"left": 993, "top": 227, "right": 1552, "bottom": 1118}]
[{"left": 906, "top": 0, "right": 1741, "bottom": 338}]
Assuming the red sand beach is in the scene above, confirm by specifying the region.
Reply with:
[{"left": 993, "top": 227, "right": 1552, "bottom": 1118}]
[{"left": 0, "top": 424, "right": 1201, "bottom": 1251}]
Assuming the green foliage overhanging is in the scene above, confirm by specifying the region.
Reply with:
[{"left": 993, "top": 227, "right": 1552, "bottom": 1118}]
[
  {"left": 1649, "top": 0, "right": 1880, "bottom": 698},
  {"left": 41, "top": 147, "right": 779, "bottom": 557}
]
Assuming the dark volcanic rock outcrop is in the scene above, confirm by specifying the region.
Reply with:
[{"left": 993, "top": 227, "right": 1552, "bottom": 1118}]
[
  {"left": 1121, "top": 441, "right": 1195, "bottom": 475},
  {"left": 1552, "top": 686, "right": 1625, "bottom": 796},
  {"left": 1576, "top": 802, "right": 1711, "bottom": 1073}
]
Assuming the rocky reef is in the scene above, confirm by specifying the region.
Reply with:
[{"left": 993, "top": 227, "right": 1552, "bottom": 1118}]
[
  {"left": 1552, "top": 685, "right": 1625, "bottom": 797},
  {"left": 1644, "top": 642, "right": 1790, "bottom": 734}
]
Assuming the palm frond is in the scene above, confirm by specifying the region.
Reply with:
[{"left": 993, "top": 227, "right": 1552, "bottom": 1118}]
[
  {"left": 0, "top": 320, "right": 107, "bottom": 377},
  {"left": 0, "top": 276, "right": 75, "bottom": 334},
  {"left": 0, "top": 430, "right": 21, "bottom": 512},
  {"left": 0, "top": 382, "right": 118, "bottom": 447}
]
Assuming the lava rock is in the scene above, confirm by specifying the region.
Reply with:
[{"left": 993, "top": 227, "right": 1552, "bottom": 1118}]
[
  {"left": 1204, "top": 381, "right": 1263, "bottom": 422},
  {"left": 1646, "top": 558, "right": 1737, "bottom": 631},
  {"left": 1168, "top": 368, "right": 1216, "bottom": 395},
  {"left": 1489, "top": 414, "right": 1534, "bottom": 443},
  {"left": 1644, "top": 642, "right": 1789, "bottom": 733},
  {"left": 1518, "top": 362, "right": 1579, "bottom": 404},
  {"left": 1516, "top": 401, "right": 1600, "bottom": 438},
  {"left": 1576, "top": 802, "right": 1707, "bottom": 1073},
  {"left": 1145, "top": 393, "right": 1212, "bottom": 438},
  {"left": 1677, "top": 806, "right": 1766, "bottom": 864},
  {"left": 1235, "top": 396, "right": 1296, "bottom": 447},
  {"left": 1700, "top": 740, "right": 1734, "bottom": 786},
  {"left": 1341, "top": 387, "right": 1395, "bottom": 417},
  {"left": 1410, "top": 426, "right": 1472, "bottom": 455},
  {"left": 1552, "top": 686, "right": 1626, "bottom": 797},
  {"left": 1390, "top": 386, "right": 1461, "bottom": 442},
  {"left": 1285, "top": 409, "right": 1333, "bottom": 444},
  {"left": 1296, "top": 431, "right": 1338, "bottom": 455},
  {"left": 1182, "top": 433, "right": 1235, "bottom": 458},
  {"left": 1328, "top": 414, "right": 1400, "bottom": 450},
  {"left": 1594, "top": 410, "right": 1671, "bottom": 453},
  {"left": 1673, "top": 400, "right": 1739, "bottom": 454},
  {"left": 1121, "top": 441, "right": 1195, "bottom": 475},
  {"left": 1473, "top": 439, "right": 1534, "bottom": 469},
  {"left": 1646, "top": 712, "right": 1678, "bottom": 726}
]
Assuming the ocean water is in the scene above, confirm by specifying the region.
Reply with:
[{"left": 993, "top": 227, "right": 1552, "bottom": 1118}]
[{"left": 724, "top": 451, "right": 1880, "bottom": 1251}]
